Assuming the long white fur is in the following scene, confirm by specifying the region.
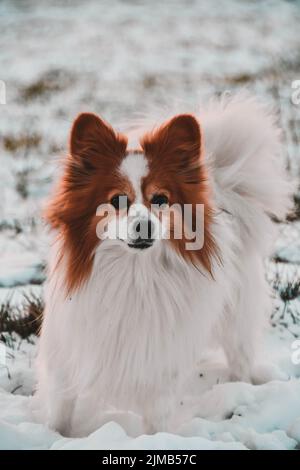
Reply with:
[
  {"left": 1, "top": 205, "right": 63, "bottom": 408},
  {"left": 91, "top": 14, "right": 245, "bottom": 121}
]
[{"left": 34, "top": 94, "right": 292, "bottom": 437}]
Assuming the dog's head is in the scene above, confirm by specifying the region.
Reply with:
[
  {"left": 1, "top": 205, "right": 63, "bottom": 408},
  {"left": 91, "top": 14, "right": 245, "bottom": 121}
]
[{"left": 47, "top": 113, "right": 217, "bottom": 291}]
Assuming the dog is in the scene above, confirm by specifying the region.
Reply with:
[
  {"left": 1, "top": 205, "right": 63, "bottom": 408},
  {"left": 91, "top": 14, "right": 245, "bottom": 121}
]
[{"left": 34, "top": 94, "right": 291, "bottom": 437}]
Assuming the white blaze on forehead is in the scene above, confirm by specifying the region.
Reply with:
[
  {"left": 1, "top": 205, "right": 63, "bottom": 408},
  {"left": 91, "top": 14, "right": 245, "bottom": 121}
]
[{"left": 120, "top": 152, "right": 148, "bottom": 202}]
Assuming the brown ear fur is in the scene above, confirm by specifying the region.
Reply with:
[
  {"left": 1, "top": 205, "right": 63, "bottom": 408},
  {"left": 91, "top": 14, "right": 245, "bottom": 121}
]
[
  {"left": 46, "top": 113, "right": 128, "bottom": 292},
  {"left": 141, "top": 114, "right": 218, "bottom": 275}
]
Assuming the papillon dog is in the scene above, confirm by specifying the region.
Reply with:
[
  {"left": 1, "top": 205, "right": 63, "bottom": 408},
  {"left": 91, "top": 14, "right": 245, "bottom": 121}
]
[{"left": 35, "top": 94, "right": 291, "bottom": 437}]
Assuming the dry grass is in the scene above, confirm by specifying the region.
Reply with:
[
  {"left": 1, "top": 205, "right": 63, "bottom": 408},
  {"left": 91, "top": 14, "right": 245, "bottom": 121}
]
[
  {"left": 0, "top": 292, "right": 43, "bottom": 342},
  {"left": 270, "top": 267, "right": 300, "bottom": 337},
  {"left": 286, "top": 191, "right": 300, "bottom": 222},
  {"left": 20, "top": 69, "right": 74, "bottom": 102},
  {"left": 3, "top": 133, "right": 41, "bottom": 153}
]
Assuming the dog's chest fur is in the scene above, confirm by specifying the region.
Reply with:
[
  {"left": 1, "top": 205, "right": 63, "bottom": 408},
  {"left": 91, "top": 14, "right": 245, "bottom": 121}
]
[{"left": 47, "top": 242, "right": 222, "bottom": 409}]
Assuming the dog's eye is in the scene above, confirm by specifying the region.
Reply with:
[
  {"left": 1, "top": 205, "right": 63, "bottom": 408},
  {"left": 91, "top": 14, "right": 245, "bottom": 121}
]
[
  {"left": 110, "top": 195, "right": 130, "bottom": 210},
  {"left": 151, "top": 194, "right": 169, "bottom": 206}
]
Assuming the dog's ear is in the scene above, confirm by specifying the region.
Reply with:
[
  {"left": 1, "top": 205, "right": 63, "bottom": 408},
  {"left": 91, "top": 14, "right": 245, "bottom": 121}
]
[
  {"left": 70, "top": 113, "right": 127, "bottom": 170},
  {"left": 163, "top": 114, "right": 201, "bottom": 153},
  {"left": 141, "top": 114, "right": 202, "bottom": 171}
]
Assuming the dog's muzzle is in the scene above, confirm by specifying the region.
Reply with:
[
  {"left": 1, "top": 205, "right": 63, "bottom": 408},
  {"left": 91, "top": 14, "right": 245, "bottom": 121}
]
[{"left": 128, "top": 218, "right": 155, "bottom": 249}]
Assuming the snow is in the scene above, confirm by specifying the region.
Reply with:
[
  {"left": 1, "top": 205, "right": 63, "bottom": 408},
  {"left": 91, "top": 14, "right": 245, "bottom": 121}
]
[
  {"left": 1, "top": 327, "right": 300, "bottom": 449},
  {"left": 274, "top": 223, "right": 300, "bottom": 264},
  {"left": 0, "top": 253, "right": 44, "bottom": 287},
  {"left": 0, "top": 0, "right": 300, "bottom": 451},
  {"left": 1, "top": 350, "right": 300, "bottom": 449}
]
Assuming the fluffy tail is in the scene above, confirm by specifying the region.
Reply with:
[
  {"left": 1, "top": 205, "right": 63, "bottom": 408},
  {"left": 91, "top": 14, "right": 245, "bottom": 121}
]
[{"left": 202, "top": 93, "right": 293, "bottom": 252}]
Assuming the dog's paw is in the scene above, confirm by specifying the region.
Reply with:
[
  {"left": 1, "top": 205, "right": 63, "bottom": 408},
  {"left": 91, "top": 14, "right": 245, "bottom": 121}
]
[{"left": 250, "top": 363, "right": 290, "bottom": 385}]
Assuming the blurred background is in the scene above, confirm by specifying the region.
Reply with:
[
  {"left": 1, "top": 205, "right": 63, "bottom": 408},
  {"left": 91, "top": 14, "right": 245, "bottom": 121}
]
[{"left": 0, "top": 0, "right": 300, "bottom": 393}]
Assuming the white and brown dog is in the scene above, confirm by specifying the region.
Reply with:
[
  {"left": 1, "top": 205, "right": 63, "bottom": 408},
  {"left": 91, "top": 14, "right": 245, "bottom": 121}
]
[{"left": 34, "top": 94, "right": 291, "bottom": 437}]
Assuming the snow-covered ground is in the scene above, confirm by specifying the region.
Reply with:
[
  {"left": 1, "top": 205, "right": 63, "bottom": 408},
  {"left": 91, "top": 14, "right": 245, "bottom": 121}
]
[{"left": 0, "top": 0, "right": 300, "bottom": 450}]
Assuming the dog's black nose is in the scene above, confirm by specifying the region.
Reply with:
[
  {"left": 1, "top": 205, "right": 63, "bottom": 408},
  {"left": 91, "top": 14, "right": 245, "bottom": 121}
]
[
  {"left": 130, "top": 219, "right": 155, "bottom": 249},
  {"left": 134, "top": 219, "right": 154, "bottom": 240}
]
